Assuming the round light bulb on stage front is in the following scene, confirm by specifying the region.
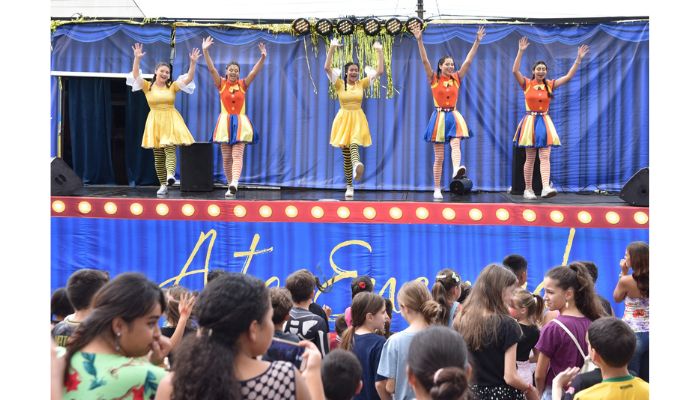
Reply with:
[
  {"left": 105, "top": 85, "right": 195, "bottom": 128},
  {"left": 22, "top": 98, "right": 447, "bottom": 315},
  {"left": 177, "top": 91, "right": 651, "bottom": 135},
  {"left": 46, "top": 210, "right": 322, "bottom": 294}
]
[
  {"left": 336, "top": 19, "right": 354, "bottom": 35},
  {"left": 315, "top": 19, "right": 334, "bottom": 36},
  {"left": 292, "top": 18, "right": 311, "bottom": 35},
  {"left": 634, "top": 211, "right": 649, "bottom": 225},
  {"left": 577, "top": 211, "right": 592, "bottom": 224},
  {"left": 416, "top": 207, "right": 429, "bottom": 220},
  {"left": 337, "top": 206, "right": 351, "bottom": 219},
  {"left": 405, "top": 17, "right": 423, "bottom": 33},
  {"left": 130, "top": 203, "right": 144, "bottom": 216},
  {"left": 389, "top": 207, "right": 403, "bottom": 220},
  {"left": 362, "top": 18, "right": 381, "bottom": 36},
  {"left": 385, "top": 18, "right": 403, "bottom": 35},
  {"left": 363, "top": 207, "right": 377, "bottom": 220},
  {"left": 469, "top": 208, "right": 483, "bottom": 221},
  {"left": 442, "top": 207, "right": 456, "bottom": 221},
  {"left": 233, "top": 205, "right": 247, "bottom": 218},
  {"left": 259, "top": 205, "right": 273, "bottom": 218},
  {"left": 156, "top": 203, "right": 169, "bottom": 216},
  {"left": 496, "top": 208, "right": 510, "bottom": 221},
  {"left": 52, "top": 200, "right": 66, "bottom": 213},
  {"left": 523, "top": 209, "right": 537, "bottom": 222},
  {"left": 182, "top": 204, "right": 195, "bottom": 217},
  {"left": 311, "top": 206, "right": 325, "bottom": 219},
  {"left": 207, "top": 204, "right": 221, "bottom": 217},
  {"left": 605, "top": 211, "right": 621, "bottom": 225},
  {"left": 78, "top": 201, "right": 92, "bottom": 214},
  {"left": 104, "top": 202, "right": 118, "bottom": 215},
  {"left": 285, "top": 205, "right": 299, "bottom": 218},
  {"left": 550, "top": 210, "right": 565, "bottom": 224}
]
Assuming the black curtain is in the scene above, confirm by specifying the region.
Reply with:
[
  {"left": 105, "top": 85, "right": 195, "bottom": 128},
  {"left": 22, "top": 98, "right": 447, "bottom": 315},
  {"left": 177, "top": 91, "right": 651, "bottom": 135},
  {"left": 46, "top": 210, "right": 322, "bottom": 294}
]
[
  {"left": 124, "top": 86, "right": 158, "bottom": 185},
  {"left": 67, "top": 78, "right": 115, "bottom": 184}
]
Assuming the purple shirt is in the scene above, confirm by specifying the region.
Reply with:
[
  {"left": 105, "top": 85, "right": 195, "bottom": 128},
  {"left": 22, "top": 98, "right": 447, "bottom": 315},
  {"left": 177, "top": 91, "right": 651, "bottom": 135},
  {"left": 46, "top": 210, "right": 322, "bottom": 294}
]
[{"left": 535, "top": 315, "right": 592, "bottom": 387}]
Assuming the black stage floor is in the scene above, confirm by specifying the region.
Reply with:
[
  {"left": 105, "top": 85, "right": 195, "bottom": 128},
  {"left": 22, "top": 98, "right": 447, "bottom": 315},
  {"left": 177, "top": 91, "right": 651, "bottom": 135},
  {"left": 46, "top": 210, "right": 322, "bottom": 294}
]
[{"left": 69, "top": 185, "right": 629, "bottom": 206}]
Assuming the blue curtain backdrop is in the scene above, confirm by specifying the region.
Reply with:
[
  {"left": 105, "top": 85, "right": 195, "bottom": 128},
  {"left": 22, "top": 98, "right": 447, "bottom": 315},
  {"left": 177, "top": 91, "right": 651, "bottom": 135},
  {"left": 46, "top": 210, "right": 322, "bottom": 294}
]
[
  {"left": 51, "top": 22, "right": 648, "bottom": 191},
  {"left": 51, "top": 216, "right": 648, "bottom": 331}
]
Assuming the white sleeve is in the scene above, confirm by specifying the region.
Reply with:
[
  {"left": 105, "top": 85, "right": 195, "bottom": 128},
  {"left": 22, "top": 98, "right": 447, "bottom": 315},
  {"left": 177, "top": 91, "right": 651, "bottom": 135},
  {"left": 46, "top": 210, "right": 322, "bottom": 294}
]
[
  {"left": 174, "top": 74, "right": 196, "bottom": 94},
  {"left": 364, "top": 66, "right": 378, "bottom": 84},
  {"left": 326, "top": 67, "right": 341, "bottom": 83},
  {"left": 125, "top": 70, "right": 144, "bottom": 92}
]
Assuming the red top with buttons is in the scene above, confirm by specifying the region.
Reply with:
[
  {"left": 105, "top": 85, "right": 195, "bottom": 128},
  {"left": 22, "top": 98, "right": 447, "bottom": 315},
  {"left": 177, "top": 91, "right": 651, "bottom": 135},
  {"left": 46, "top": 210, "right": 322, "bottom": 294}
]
[
  {"left": 521, "top": 78, "right": 555, "bottom": 112},
  {"left": 430, "top": 72, "right": 461, "bottom": 109},
  {"left": 219, "top": 79, "right": 247, "bottom": 115}
]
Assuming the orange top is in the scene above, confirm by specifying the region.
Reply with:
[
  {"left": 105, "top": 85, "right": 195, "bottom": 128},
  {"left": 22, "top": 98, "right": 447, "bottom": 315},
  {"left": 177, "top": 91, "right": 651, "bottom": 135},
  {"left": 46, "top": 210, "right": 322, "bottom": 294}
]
[
  {"left": 521, "top": 78, "right": 555, "bottom": 112},
  {"left": 430, "top": 72, "right": 461, "bottom": 109},
  {"left": 219, "top": 79, "right": 248, "bottom": 115}
]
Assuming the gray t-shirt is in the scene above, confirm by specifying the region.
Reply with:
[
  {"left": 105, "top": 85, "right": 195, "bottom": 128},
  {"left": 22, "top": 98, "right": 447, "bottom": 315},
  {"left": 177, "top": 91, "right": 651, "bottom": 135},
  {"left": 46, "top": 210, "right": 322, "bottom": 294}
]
[{"left": 377, "top": 329, "right": 418, "bottom": 400}]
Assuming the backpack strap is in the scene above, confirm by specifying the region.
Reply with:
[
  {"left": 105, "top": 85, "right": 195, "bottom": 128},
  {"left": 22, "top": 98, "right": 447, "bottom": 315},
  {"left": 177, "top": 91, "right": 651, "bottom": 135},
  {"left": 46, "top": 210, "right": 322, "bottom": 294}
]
[{"left": 552, "top": 319, "right": 586, "bottom": 359}]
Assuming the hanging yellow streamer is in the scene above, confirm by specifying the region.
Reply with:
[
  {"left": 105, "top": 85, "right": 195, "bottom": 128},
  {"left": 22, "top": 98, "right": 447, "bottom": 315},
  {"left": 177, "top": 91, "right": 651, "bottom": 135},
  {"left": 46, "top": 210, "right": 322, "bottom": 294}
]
[{"left": 532, "top": 227, "right": 576, "bottom": 296}]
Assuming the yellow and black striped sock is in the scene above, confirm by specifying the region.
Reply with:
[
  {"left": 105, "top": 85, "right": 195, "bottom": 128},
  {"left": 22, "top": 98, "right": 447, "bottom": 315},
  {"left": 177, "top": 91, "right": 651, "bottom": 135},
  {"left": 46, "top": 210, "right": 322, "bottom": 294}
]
[
  {"left": 349, "top": 144, "right": 360, "bottom": 166},
  {"left": 164, "top": 145, "right": 176, "bottom": 177},
  {"left": 153, "top": 148, "right": 167, "bottom": 185},
  {"left": 342, "top": 147, "right": 353, "bottom": 187}
]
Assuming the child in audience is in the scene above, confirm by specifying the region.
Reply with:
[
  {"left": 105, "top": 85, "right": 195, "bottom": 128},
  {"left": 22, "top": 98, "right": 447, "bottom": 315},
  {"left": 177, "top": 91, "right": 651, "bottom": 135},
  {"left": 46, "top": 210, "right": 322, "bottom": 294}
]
[
  {"left": 345, "top": 275, "right": 375, "bottom": 326},
  {"left": 535, "top": 264, "right": 605, "bottom": 399},
  {"left": 407, "top": 326, "right": 473, "bottom": 400},
  {"left": 285, "top": 269, "right": 330, "bottom": 356},
  {"left": 52, "top": 269, "right": 109, "bottom": 346},
  {"left": 51, "top": 287, "right": 73, "bottom": 327},
  {"left": 511, "top": 288, "right": 544, "bottom": 386},
  {"left": 156, "top": 273, "right": 324, "bottom": 400},
  {"left": 377, "top": 280, "right": 440, "bottom": 400},
  {"left": 322, "top": 349, "right": 363, "bottom": 400},
  {"left": 62, "top": 273, "right": 169, "bottom": 399},
  {"left": 454, "top": 265, "right": 537, "bottom": 400},
  {"left": 431, "top": 268, "right": 462, "bottom": 327},
  {"left": 340, "top": 292, "right": 388, "bottom": 400},
  {"left": 330, "top": 315, "right": 347, "bottom": 351}
]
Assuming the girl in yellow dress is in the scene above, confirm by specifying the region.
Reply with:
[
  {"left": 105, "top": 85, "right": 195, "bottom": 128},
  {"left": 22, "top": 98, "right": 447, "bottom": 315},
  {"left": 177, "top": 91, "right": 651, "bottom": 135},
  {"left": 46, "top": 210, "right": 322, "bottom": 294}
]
[
  {"left": 324, "top": 38, "right": 384, "bottom": 199},
  {"left": 127, "top": 43, "right": 200, "bottom": 197}
]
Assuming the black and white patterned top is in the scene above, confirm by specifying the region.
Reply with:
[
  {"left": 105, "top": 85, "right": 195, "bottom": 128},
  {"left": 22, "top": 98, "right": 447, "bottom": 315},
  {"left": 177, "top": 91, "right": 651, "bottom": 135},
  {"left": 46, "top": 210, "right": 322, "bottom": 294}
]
[{"left": 240, "top": 360, "right": 296, "bottom": 400}]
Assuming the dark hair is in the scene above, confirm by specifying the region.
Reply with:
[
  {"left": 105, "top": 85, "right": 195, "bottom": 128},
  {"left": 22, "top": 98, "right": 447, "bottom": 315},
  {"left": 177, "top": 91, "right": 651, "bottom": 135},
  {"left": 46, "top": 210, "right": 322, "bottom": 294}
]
[
  {"left": 207, "top": 268, "right": 228, "bottom": 283},
  {"left": 531, "top": 61, "right": 553, "bottom": 98},
  {"left": 546, "top": 265, "right": 604, "bottom": 321},
  {"left": 270, "top": 287, "right": 294, "bottom": 325},
  {"left": 456, "top": 282, "right": 472, "bottom": 304},
  {"left": 335, "top": 315, "right": 348, "bottom": 336},
  {"left": 51, "top": 287, "right": 73, "bottom": 322},
  {"left": 64, "top": 273, "right": 165, "bottom": 381},
  {"left": 66, "top": 269, "right": 109, "bottom": 311},
  {"left": 285, "top": 269, "right": 317, "bottom": 303},
  {"left": 398, "top": 280, "right": 441, "bottom": 324},
  {"left": 226, "top": 61, "right": 241, "bottom": 79},
  {"left": 436, "top": 56, "right": 456, "bottom": 81},
  {"left": 343, "top": 62, "right": 359, "bottom": 91},
  {"left": 575, "top": 261, "right": 599, "bottom": 283},
  {"left": 383, "top": 298, "right": 394, "bottom": 339},
  {"left": 351, "top": 275, "right": 374, "bottom": 298},
  {"left": 150, "top": 62, "right": 173, "bottom": 90},
  {"left": 340, "top": 292, "right": 386, "bottom": 351},
  {"left": 455, "top": 264, "right": 520, "bottom": 350},
  {"left": 165, "top": 285, "right": 193, "bottom": 328},
  {"left": 512, "top": 288, "right": 544, "bottom": 326},
  {"left": 502, "top": 254, "right": 528, "bottom": 276},
  {"left": 408, "top": 326, "right": 472, "bottom": 400},
  {"left": 627, "top": 242, "right": 649, "bottom": 297},
  {"left": 431, "top": 268, "right": 461, "bottom": 326},
  {"left": 171, "top": 273, "right": 270, "bottom": 400},
  {"left": 588, "top": 317, "right": 637, "bottom": 368},
  {"left": 322, "top": 349, "right": 362, "bottom": 400}
]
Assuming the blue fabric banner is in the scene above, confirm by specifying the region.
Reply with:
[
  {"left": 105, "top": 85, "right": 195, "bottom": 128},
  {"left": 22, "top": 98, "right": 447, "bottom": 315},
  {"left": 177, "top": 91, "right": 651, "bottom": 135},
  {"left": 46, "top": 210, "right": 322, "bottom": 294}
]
[{"left": 51, "top": 216, "right": 648, "bottom": 331}]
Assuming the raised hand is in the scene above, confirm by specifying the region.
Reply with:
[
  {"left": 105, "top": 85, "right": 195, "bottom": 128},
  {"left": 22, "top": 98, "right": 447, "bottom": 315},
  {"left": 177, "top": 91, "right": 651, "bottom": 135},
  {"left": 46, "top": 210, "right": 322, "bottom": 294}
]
[
  {"left": 518, "top": 37, "right": 529, "bottom": 51},
  {"left": 178, "top": 292, "right": 196, "bottom": 319},
  {"left": 202, "top": 36, "right": 214, "bottom": 51},
  {"left": 189, "top": 48, "right": 201, "bottom": 62},
  {"left": 132, "top": 43, "right": 145, "bottom": 58},
  {"left": 476, "top": 26, "right": 486, "bottom": 41},
  {"left": 577, "top": 44, "right": 590, "bottom": 59},
  {"left": 330, "top": 38, "right": 341, "bottom": 48},
  {"left": 258, "top": 42, "right": 267, "bottom": 57},
  {"left": 373, "top": 41, "right": 383, "bottom": 50},
  {"left": 410, "top": 25, "right": 422, "bottom": 40}
]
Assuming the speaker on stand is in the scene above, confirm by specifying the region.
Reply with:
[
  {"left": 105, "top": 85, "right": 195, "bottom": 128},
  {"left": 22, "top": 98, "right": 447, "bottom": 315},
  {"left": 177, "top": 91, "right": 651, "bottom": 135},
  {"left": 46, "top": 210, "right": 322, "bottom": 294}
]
[
  {"left": 51, "top": 157, "right": 83, "bottom": 196},
  {"left": 619, "top": 168, "right": 649, "bottom": 207}
]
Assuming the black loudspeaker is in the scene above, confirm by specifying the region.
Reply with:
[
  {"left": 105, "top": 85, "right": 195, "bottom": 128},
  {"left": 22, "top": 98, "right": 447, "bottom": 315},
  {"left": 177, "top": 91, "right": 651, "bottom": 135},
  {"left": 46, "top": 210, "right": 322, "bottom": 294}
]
[
  {"left": 619, "top": 168, "right": 649, "bottom": 207},
  {"left": 180, "top": 143, "right": 213, "bottom": 192},
  {"left": 511, "top": 146, "right": 542, "bottom": 196},
  {"left": 51, "top": 157, "right": 82, "bottom": 196},
  {"left": 450, "top": 177, "right": 473, "bottom": 195}
]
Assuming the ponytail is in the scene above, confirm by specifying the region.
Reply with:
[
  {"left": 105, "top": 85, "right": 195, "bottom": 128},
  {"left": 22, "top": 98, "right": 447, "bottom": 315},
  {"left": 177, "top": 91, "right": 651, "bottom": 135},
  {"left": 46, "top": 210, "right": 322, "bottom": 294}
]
[
  {"left": 431, "top": 269, "right": 461, "bottom": 326},
  {"left": 547, "top": 264, "right": 604, "bottom": 321},
  {"left": 429, "top": 367, "right": 469, "bottom": 400},
  {"left": 340, "top": 292, "right": 385, "bottom": 351}
]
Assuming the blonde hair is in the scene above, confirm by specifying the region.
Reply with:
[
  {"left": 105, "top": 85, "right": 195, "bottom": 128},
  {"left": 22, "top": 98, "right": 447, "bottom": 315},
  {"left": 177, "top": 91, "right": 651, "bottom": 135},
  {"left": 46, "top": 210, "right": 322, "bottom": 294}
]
[
  {"left": 512, "top": 288, "right": 544, "bottom": 326},
  {"left": 398, "top": 280, "right": 440, "bottom": 324}
]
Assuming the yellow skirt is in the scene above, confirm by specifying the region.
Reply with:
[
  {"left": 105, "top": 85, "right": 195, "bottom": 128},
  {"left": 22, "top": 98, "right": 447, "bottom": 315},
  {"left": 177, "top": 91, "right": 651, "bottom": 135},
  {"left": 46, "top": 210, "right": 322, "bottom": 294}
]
[
  {"left": 141, "top": 108, "right": 195, "bottom": 149},
  {"left": 329, "top": 108, "right": 372, "bottom": 147}
]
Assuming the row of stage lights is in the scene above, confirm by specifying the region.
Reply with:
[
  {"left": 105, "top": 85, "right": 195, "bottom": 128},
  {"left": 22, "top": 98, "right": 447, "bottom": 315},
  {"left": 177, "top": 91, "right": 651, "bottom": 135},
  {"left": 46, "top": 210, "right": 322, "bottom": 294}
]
[
  {"left": 292, "top": 17, "right": 424, "bottom": 37},
  {"left": 51, "top": 200, "right": 649, "bottom": 226}
]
